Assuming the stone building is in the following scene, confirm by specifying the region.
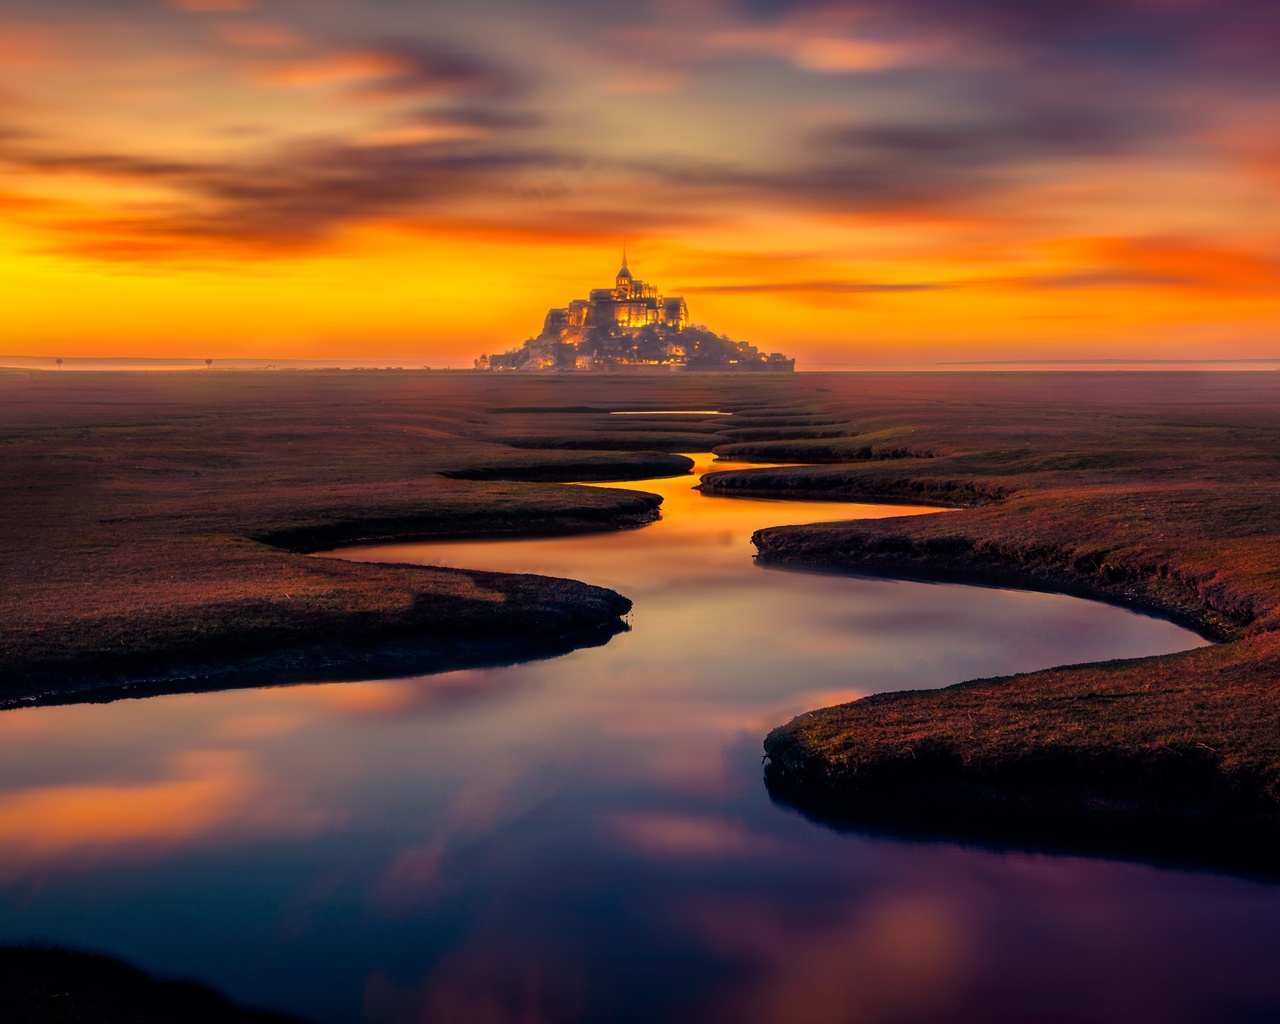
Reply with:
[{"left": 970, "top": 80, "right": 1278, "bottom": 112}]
[
  {"left": 476, "top": 255, "right": 793, "bottom": 372},
  {"left": 540, "top": 254, "right": 689, "bottom": 343}
]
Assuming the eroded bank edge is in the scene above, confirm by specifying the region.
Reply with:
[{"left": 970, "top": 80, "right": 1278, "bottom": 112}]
[
  {"left": 724, "top": 471, "right": 1280, "bottom": 875},
  {"left": 2, "top": 463, "right": 693, "bottom": 709}
]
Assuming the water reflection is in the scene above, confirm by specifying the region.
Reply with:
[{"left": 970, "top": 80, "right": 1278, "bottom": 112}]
[
  {"left": 0, "top": 750, "right": 254, "bottom": 869},
  {"left": 0, "top": 458, "right": 1271, "bottom": 1024}
]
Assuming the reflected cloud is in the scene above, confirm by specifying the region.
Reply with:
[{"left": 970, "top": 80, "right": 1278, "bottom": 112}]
[
  {"left": 270, "top": 669, "right": 540, "bottom": 720},
  {"left": 363, "top": 949, "right": 582, "bottom": 1024},
  {"left": 368, "top": 840, "right": 447, "bottom": 914},
  {"left": 604, "top": 812, "right": 757, "bottom": 858},
  {"left": 0, "top": 750, "right": 255, "bottom": 867},
  {"left": 681, "top": 895, "right": 973, "bottom": 1024},
  {"left": 211, "top": 711, "right": 306, "bottom": 740},
  {"left": 0, "top": 740, "right": 350, "bottom": 875}
]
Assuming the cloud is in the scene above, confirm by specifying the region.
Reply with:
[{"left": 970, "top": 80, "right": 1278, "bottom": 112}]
[
  {"left": 0, "top": 24, "right": 548, "bottom": 260},
  {"left": 21, "top": 151, "right": 210, "bottom": 180},
  {"left": 252, "top": 42, "right": 520, "bottom": 101},
  {"left": 689, "top": 253, "right": 1280, "bottom": 298},
  {"left": 169, "top": 0, "right": 256, "bottom": 11},
  {"left": 214, "top": 22, "right": 305, "bottom": 50},
  {"left": 689, "top": 279, "right": 950, "bottom": 294},
  {"left": 606, "top": 22, "right": 928, "bottom": 75},
  {"left": 620, "top": 93, "right": 1170, "bottom": 219},
  {"left": 0, "top": 22, "right": 72, "bottom": 70},
  {"left": 815, "top": 107, "right": 1145, "bottom": 164},
  {"left": 0, "top": 130, "right": 565, "bottom": 259},
  {"left": 1014, "top": 269, "right": 1199, "bottom": 290},
  {"left": 734, "top": 0, "right": 1280, "bottom": 78},
  {"left": 2, "top": 0, "right": 1277, "bottom": 275},
  {"left": 603, "top": 68, "right": 688, "bottom": 95},
  {"left": 1032, "top": 238, "right": 1280, "bottom": 294}
]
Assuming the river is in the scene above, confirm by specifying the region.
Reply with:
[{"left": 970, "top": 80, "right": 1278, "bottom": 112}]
[{"left": 0, "top": 457, "right": 1276, "bottom": 1023}]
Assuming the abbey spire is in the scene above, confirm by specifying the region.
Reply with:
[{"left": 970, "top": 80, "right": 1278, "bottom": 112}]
[{"left": 615, "top": 247, "right": 633, "bottom": 297}]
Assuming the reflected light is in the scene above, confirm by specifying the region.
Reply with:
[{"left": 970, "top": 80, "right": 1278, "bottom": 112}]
[
  {"left": 604, "top": 812, "right": 757, "bottom": 859},
  {"left": 684, "top": 896, "right": 972, "bottom": 1024},
  {"left": 0, "top": 750, "right": 254, "bottom": 864}
]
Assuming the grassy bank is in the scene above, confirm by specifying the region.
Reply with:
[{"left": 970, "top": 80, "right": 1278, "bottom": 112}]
[
  {"left": 697, "top": 372, "right": 1280, "bottom": 868},
  {"left": 12, "top": 367, "right": 1280, "bottom": 870},
  {"left": 2, "top": 370, "right": 801, "bottom": 704}
]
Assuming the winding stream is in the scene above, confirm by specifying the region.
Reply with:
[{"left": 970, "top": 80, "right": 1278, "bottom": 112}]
[{"left": 0, "top": 457, "right": 1276, "bottom": 1023}]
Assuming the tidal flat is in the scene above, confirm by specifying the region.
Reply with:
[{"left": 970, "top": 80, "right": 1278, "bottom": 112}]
[
  {"left": 4, "top": 368, "right": 1280, "bottom": 843},
  {"left": 0, "top": 369, "right": 700, "bottom": 704},
  {"left": 4, "top": 368, "right": 1280, "bottom": 1020}
]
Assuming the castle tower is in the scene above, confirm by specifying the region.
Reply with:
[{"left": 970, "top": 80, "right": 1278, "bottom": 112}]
[{"left": 615, "top": 248, "right": 633, "bottom": 299}]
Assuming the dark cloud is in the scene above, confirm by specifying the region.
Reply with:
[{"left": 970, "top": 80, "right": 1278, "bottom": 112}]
[
  {"left": 0, "top": 26, "right": 550, "bottom": 257},
  {"left": 817, "top": 107, "right": 1147, "bottom": 164},
  {"left": 0, "top": 133, "right": 565, "bottom": 256},
  {"left": 630, "top": 154, "right": 1001, "bottom": 215},
  {"left": 345, "top": 41, "right": 522, "bottom": 100},
  {"left": 23, "top": 152, "right": 210, "bottom": 179},
  {"left": 627, "top": 94, "right": 1170, "bottom": 216},
  {"left": 412, "top": 106, "right": 544, "bottom": 132},
  {"left": 247, "top": 39, "right": 526, "bottom": 102},
  {"left": 736, "top": 0, "right": 1280, "bottom": 77}
]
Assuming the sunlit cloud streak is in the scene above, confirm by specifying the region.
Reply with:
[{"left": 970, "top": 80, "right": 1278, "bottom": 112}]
[
  {"left": 690, "top": 280, "right": 950, "bottom": 294},
  {"left": 169, "top": 0, "right": 257, "bottom": 11},
  {"left": 250, "top": 42, "right": 522, "bottom": 101}
]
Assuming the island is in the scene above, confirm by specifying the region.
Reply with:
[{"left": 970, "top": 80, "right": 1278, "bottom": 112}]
[{"left": 475, "top": 254, "right": 795, "bottom": 372}]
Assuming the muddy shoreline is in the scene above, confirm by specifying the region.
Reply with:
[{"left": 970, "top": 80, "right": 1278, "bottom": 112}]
[
  {"left": 1, "top": 611, "right": 629, "bottom": 712},
  {"left": 709, "top": 379, "right": 1280, "bottom": 871},
  {"left": 0, "top": 370, "right": 731, "bottom": 707},
  {"left": 9, "top": 369, "right": 1280, "bottom": 876}
]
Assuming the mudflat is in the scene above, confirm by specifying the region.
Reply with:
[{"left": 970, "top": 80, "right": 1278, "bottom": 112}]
[
  {"left": 702, "top": 371, "right": 1280, "bottom": 870},
  {"left": 7, "top": 367, "right": 1280, "bottom": 870},
  {"left": 0, "top": 369, "right": 799, "bottom": 705}
]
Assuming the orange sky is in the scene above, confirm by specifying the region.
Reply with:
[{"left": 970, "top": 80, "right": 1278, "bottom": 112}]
[{"left": 2, "top": 0, "right": 1280, "bottom": 365}]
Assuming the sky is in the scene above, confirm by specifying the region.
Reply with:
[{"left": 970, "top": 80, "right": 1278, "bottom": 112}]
[{"left": 2, "top": 0, "right": 1279, "bottom": 366}]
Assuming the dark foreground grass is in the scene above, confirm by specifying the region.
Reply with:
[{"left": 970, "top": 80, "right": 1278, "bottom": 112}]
[
  {"left": 0, "top": 945, "right": 307, "bottom": 1024},
  {"left": 697, "top": 371, "right": 1280, "bottom": 871}
]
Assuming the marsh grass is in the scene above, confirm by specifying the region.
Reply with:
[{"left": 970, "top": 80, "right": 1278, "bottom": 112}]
[
  {"left": 11, "top": 367, "right": 1280, "bottom": 865},
  {"left": 695, "top": 372, "right": 1280, "bottom": 863},
  {"left": 0, "top": 370, "right": 766, "bottom": 703}
]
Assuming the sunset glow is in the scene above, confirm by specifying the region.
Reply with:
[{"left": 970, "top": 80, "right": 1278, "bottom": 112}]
[{"left": 3, "top": 0, "right": 1280, "bottom": 364}]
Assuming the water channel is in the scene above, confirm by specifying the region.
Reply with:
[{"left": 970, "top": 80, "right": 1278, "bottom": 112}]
[{"left": 1, "top": 457, "right": 1277, "bottom": 1022}]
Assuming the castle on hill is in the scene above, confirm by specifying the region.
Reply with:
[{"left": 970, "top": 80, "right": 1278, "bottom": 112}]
[{"left": 475, "top": 254, "right": 795, "bottom": 372}]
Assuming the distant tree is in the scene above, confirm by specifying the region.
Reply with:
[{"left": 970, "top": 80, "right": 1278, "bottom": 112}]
[
  {"left": 55, "top": 358, "right": 62, "bottom": 370},
  {"left": 205, "top": 358, "right": 213, "bottom": 370}
]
